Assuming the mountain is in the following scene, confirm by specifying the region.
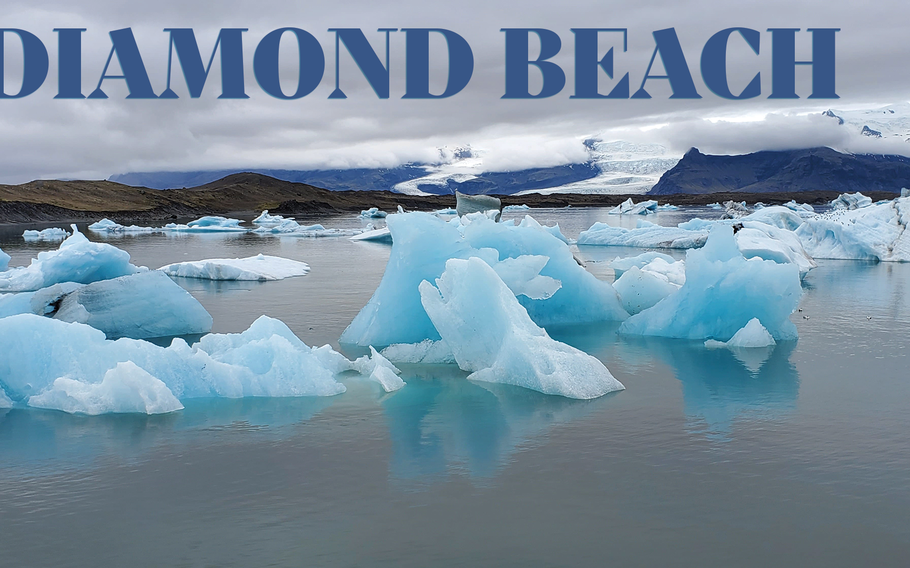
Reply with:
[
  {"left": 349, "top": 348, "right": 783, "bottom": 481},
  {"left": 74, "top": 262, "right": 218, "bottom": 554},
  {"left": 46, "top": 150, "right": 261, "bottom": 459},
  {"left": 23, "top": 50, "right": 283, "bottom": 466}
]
[{"left": 648, "top": 147, "right": 910, "bottom": 195}]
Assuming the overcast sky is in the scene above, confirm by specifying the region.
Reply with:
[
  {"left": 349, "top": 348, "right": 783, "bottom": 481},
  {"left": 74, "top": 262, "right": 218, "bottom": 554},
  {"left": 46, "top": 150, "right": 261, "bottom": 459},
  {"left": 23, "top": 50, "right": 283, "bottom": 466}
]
[{"left": 0, "top": 0, "right": 908, "bottom": 183}]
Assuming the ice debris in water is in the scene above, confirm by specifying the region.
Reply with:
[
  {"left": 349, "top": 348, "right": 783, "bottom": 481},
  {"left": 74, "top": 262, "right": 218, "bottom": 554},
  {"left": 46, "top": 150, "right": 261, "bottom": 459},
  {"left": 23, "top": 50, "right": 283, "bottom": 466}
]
[
  {"left": 609, "top": 198, "right": 658, "bottom": 215},
  {"left": 353, "top": 347, "right": 405, "bottom": 392},
  {"left": 28, "top": 362, "right": 185, "bottom": 415},
  {"left": 618, "top": 225, "right": 802, "bottom": 341},
  {"left": 830, "top": 192, "right": 873, "bottom": 211},
  {"left": 0, "top": 314, "right": 397, "bottom": 412},
  {"left": 159, "top": 254, "right": 310, "bottom": 281},
  {"left": 0, "top": 271, "right": 212, "bottom": 339},
  {"left": 340, "top": 211, "right": 628, "bottom": 348},
  {"left": 705, "top": 318, "right": 776, "bottom": 349},
  {"left": 23, "top": 227, "right": 69, "bottom": 242},
  {"left": 0, "top": 226, "right": 143, "bottom": 293},
  {"left": 418, "top": 257, "right": 624, "bottom": 399}
]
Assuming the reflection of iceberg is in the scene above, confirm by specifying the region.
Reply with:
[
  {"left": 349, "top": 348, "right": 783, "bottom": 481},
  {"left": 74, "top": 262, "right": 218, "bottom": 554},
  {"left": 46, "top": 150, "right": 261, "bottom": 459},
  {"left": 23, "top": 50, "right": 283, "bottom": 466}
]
[
  {"left": 382, "top": 367, "right": 612, "bottom": 483},
  {"left": 622, "top": 337, "right": 799, "bottom": 436}
]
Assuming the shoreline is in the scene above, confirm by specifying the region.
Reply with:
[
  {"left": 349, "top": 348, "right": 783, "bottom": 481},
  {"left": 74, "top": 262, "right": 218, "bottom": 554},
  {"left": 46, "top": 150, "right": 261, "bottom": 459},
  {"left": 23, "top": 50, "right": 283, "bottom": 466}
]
[{"left": 0, "top": 172, "right": 900, "bottom": 224}]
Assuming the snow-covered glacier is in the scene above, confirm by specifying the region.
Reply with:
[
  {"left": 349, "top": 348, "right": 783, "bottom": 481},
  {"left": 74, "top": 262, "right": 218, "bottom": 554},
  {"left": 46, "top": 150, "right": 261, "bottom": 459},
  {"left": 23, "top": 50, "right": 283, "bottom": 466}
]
[
  {"left": 418, "top": 257, "right": 624, "bottom": 399},
  {"left": 340, "top": 212, "right": 628, "bottom": 347},
  {"left": 618, "top": 226, "right": 802, "bottom": 341}
]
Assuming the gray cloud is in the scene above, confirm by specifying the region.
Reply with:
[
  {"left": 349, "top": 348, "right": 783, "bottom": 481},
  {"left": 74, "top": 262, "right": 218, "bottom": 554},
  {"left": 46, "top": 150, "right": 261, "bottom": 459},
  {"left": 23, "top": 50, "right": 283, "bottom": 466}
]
[{"left": 0, "top": 0, "right": 908, "bottom": 183}]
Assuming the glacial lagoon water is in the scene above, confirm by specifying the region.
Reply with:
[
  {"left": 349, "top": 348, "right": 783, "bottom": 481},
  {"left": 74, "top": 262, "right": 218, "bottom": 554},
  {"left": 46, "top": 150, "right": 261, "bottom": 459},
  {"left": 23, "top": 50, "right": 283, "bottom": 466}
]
[{"left": 1, "top": 207, "right": 908, "bottom": 567}]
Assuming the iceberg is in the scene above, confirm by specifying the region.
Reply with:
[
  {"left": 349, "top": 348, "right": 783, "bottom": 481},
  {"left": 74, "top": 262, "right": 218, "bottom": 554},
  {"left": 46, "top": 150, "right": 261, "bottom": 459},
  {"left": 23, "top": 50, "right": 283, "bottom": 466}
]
[
  {"left": 783, "top": 200, "right": 816, "bottom": 217},
  {"left": 350, "top": 227, "right": 392, "bottom": 243},
  {"left": 455, "top": 191, "right": 501, "bottom": 219},
  {"left": 28, "top": 361, "right": 185, "bottom": 415},
  {"left": 613, "top": 266, "right": 681, "bottom": 315},
  {"left": 0, "top": 227, "right": 143, "bottom": 293},
  {"left": 0, "top": 314, "right": 350, "bottom": 408},
  {"left": 705, "top": 318, "right": 776, "bottom": 349},
  {"left": 252, "top": 210, "right": 289, "bottom": 228},
  {"left": 720, "top": 200, "right": 750, "bottom": 219},
  {"left": 609, "top": 198, "right": 657, "bottom": 215},
  {"left": 182, "top": 216, "right": 246, "bottom": 232},
  {"left": 88, "top": 218, "right": 163, "bottom": 234},
  {"left": 353, "top": 347, "right": 405, "bottom": 392},
  {"left": 610, "top": 251, "right": 677, "bottom": 278},
  {"left": 578, "top": 222, "right": 708, "bottom": 249},
  {"left": 0, "top": 247, "right": 9, "bottom": 272},
  {"left": 418, "top": 257, "right": 624, "bottom": 399},
  {"left": 735, "top": 221, "right": 817, "bottom": 279},
  {"left": 517, "top": 215, "right": 570, "bottom": 244},
  {"left": 360, "top": 207, "right": 388, "bottom": 218},
  {"left": 618, "top": 225, "right": 802, "bottom": 341},
  {"left": 252, "top": 218, "right": 362, "bottom": 237},
  {"left": 795, "top": 197, "right": 909, "bottom": 262},
  {"left": 381, "top": 339, "right": 456, "bottom": 364},
  {"left": 831, "top": 192, "right": 873, "bottom": 210},
  {"left": 340, "top": 212, "right": 628, "bottom": 347},
  {"left": 502, "top": 204, "right": 531, "bottom": 212},
  {"left": 159, "top": 254, "right": 310, "bottom": 281},
  {"left": 23, "top": 227, "right": 69, "bottom": 241},
  {"left": 657, "top": 204, "right": 679, "bottom": 211}
]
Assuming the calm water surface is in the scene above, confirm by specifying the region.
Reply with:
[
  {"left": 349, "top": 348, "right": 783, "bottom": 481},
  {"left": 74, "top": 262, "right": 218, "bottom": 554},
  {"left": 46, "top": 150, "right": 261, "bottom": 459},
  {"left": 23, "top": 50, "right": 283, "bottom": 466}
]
[{"left": 0, "top": 207, "right": 908, "bottom": 567}]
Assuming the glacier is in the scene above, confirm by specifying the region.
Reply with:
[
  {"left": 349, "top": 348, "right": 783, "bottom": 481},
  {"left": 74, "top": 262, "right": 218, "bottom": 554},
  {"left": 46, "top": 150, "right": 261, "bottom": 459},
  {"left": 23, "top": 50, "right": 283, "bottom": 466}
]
[
  {"left": 0, "top": 314, "right": 402, "bottom": 414},
  {"left": 0, "top": 227, "right": 143, "bottom": 293},
  {"left": 618, "top": 225, "right": 802, "bottom": 341},
  {"left": 418, "top": 257, "right": 624, "bottom": 399},
  {"left": 340, "top": 212, "right": 628, "bottom": 348},
  {"left": 159, "top": 254, "right": 310, "bottom": 281}
]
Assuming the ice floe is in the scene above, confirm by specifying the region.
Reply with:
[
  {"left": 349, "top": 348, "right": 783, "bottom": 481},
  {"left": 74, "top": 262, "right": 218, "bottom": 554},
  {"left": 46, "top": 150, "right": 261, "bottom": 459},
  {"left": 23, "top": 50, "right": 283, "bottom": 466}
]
[
  {"left": 23, "top": 227, "right": 69, "bottom": 241},
  {"left": 0, "top": 227, "right": 143, "bottom": 293},
  {"left": 609, "top": 198, "right": 657, "bottom": 215},
  {"left": 418, "top": 257, "right": 624, "bottom": 399},
  {"left": 618, "top": 225, "right": 802, "bottom": 341},
  {"left": 159, "top": 254, "right": 310, "bottom": 281}
]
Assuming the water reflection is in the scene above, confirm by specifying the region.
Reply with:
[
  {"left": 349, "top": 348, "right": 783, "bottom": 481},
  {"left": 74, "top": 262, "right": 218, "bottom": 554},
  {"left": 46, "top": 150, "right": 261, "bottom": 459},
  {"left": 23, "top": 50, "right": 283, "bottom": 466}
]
[
  {"left": 382, "top": 366, "right": 615, "bottom": 485},
  {"left": 0, "top": 396, "right": 335, "bottom": 475}
]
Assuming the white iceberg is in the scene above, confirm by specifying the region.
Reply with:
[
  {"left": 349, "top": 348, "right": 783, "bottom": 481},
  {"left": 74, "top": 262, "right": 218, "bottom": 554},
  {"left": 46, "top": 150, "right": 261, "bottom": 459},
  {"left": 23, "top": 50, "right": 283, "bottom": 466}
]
[
  {"left": 517, "top": 215, "right": 570, "bottom": 244},
  {"left": 0, "top": 247, "right": 9, "bottom": 272},
  {"left": 795, "top": 197, "right": 909, "bottom": 262},
  {"left": 613, "top": 266, "right": 681, "bottom": 315},
  {"left": 181, "top": 216, "right": 246, "bottom": 232},
  {"left": 735, "top": 222, "right": 818, "bottom": 279},
  {"left": 252, "top": 218, "right": 362, "bottom": 237},
  {"left": 360, "top": 207, "right": 388, "bottom": 218},
  {"left": 618, "top": 225, "right": 802, "bottom": 341},
  {"left": 0, "top": 314, "right": 349, "bottom": 407},
  {"left": 381, "top": 339, "right": 456, "bottom": 364},
  {"left": 418, "top": 257, "right": 624, "bottom": 399},
  {"left": 353, "top": 347, "right": 406, "bottom": 392},
  {"left": 252, "top": 210, "right": 290, "bottom": 228},
  {"left": 657, "top": 204, "right": 679, "bottom": 211},
  {"left": 88, "top": 218, "right": 164, "bottom": 234},
  {"left": 609, "top": 198, "right": 657, "bottom": 215},
  {"left": 159, "top": 254, "right": 310, "bottom": 281},
  {"left": 610, "top": 251, "right": 677, "bottom": 278},
  {"left": 28, "top": 361, "right": 185, "bottom": 415},
  {"left": 350, "top": 227, "right": 392, "bottom": 243},
  {"left": 578, "top": 222, "right": 708, "bottom": 249},
  {"left": 503, "top": 204, "right": 531, "bottom": 212},
  {"left": 23, "top": 227, "right": 69, "bottom": 241},
  {"left": 783, "top": 200, "right": 816, "bottom": 217},
  {"left": 0, "top": 227, "right": 143, "bottom": 293},
  {"left": 831, "top": 192, "right": 873, "bottom": 210},
  {"left": 340, "top": 212, "right": 628, "bottom": 347},
  {"left": 705, "top": 318, "right": 776, "bottom": 349}
]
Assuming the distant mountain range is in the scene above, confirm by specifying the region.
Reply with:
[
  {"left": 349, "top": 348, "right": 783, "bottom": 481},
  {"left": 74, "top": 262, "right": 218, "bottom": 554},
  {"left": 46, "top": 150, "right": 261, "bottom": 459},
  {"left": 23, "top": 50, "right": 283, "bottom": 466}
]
[{"left": 648, "top": 147, "right": 910, "bottom": 195}]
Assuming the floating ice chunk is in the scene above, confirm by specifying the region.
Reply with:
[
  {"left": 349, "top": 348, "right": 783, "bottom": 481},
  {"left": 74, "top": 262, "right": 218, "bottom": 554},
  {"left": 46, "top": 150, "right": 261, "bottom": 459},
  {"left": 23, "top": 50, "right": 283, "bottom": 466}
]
[
  {"left": 456, "top": 191, "right": 501, "bottom": 218},
  {"left": 705, "top": 318, "right": 776, "bottom": 349},
  {"left": 610, "top": 251, "right": 676, "bottom": 278},
  {"left": 28, "top": 361, "right": 184, "bottom": 415},
  {"left": 381, "top": 339, "right": 456, "bottom": 364},
  {"left": 503, "top": 204, "right": 531, "bottom": 212},
  {"left": 360, "top": 207, "right": 388, "bottom": 218},
  {"left": 613, "top": 266, "right": 681, "bottom": 315},
  {"left": 736, "top": 221, "right": 817, "bottom": 279},
  {"left": 657, "top": 204, "right": 679, "bottom": 211},
  {"left": 252, "top": 210, "right": 290, "bottom": 227},
  {"left": 610, "top": 198, "right": 657, "bottom": 215},
  {"left": 707, "top": 202, "right": 723, "bottom": 210},
  {"left": 0, "top": 227, "right": 143, "bottom": 293},
  {"left": 434, "top": 208, "right": 458, "bottom": 216},
  {"left": 831, "top": 192, "right": 873, "bottom": 210},
  {"left": 350, "top": 227, "right": 392, "bottom": 243},
  {"left": 0, "top": 314, "right": 346, "bottom": 407},
  {"left": 252, "top": 218, "right": 361, "bottom": 237},
  {"left": 721, "top": 200, "right": 750, "bottom": 219},
  {"left": 87, "top": 218, "right": 163, "bottom": 234},
  {"left": 52, "top": 271, "right": 213, "bottom": 339},
  {"left": 160, "top": 254, "right": 310, "bottom": 281},
  {"left": 353, "top": 347, "right": 405, "bottom": 392},
  {"left": 0, "top": 247, "right": 9, "bottom": 272},
  {"left": 23, "top": 227, "right": 69, "bottom": 241},
  {"left": 619, "top": 225, "right": 802, "bottom": 341},
  {"left": 341, "top": 212, "right": 627, "bottom": 347},
  {"left": 418, "top": 258, "right": 624, "bottom": 399},
  {"left": 795, "top": 197, "right": 909, "bottom": 261},
  {"left": 578, "top": 222, "right": 708, "bottom": 249},
  {"left": 903, "top": 188, "right": 909, "bottom": 198},
  {"left": 184, "top": 216, "right": 246, "bottom": 231}
]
